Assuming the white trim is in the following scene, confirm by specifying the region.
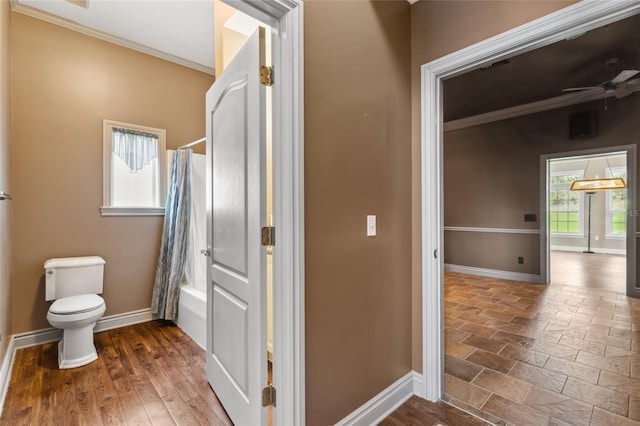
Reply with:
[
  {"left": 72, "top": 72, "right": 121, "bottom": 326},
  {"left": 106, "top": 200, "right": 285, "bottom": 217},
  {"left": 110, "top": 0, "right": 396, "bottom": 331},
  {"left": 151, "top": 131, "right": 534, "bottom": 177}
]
[
  {"left": 335, "top": 371, "right": 417, "bottom": 426},
  {"left": 0, "top": 336, "right": 16, "bottom": 419},
  {"left": 9, "top": 1, "right": 215, "bottom": 75},
  {"left": 444, "top": 226, "right": 539, "bottom": 235},
  {"left": 422, "top": 0, "right": 640, "bottom": 403},
  {"left": 444, "top": 264, "right": 544, "bottom": 284},
  {"left": 551, "top": 245, "right": 626, "bottom": 255},
  {"left": 222, "top": 1, "right": 304, "bottom": 425},
  {"left": 11, "top": 308, "right": 153, "bottom": 350},
  {"left": 99, "top": 206, "right": 165, "bottom": 216},
  {"left": 0, "top": 308, "right": 152, "bottom": 418},
  {"left": 443, "top": 87, "right": 640, "bottom": 132}
]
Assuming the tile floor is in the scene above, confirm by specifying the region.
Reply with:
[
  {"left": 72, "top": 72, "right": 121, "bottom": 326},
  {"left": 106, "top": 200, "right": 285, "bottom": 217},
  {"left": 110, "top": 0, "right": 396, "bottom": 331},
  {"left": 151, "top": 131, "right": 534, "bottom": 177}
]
[{"left": 444, "top": 268, "right": 640, "bottom": 425}]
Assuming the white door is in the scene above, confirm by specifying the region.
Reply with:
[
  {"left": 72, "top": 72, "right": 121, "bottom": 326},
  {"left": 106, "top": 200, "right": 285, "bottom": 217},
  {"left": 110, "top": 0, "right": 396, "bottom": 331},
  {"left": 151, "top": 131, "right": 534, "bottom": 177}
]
[{"left": 206, "top": 28, "right": 268, "bottom": 426}]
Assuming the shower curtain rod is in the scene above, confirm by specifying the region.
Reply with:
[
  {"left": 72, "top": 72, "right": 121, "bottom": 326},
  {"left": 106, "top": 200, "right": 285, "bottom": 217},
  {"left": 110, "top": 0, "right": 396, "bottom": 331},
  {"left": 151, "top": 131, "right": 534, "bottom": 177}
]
[{"left": 178, "top": 137, "right": 206, "bottom": 150}]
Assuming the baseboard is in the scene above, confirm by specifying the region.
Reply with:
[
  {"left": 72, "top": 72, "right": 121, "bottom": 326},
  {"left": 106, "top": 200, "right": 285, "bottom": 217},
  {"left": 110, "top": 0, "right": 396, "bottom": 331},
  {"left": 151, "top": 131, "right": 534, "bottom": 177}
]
[
  {"left": 12, "top": 308, "right": 153, "bottom": 350},
  {"left": 0, "top": 335, "right": 16, "bottom": 418},
  {"left": 445, "top": 264, "right": 543, "bottom": 284},
  {"left": 551, "top": 245, "right": 626, "bottom": 255},
  {"left": 335, "top": 371, "right": 419, "bottom": 426}
]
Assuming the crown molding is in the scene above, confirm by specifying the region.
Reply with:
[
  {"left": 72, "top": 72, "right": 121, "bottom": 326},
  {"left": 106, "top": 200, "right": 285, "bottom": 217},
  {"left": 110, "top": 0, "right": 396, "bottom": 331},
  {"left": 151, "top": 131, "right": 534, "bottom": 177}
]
[
  {"left": 444, "top": 87, "right": 640, "bottom": 132},
  {"left": 9, "top": 0, "right": 215, "bottom": 75}
]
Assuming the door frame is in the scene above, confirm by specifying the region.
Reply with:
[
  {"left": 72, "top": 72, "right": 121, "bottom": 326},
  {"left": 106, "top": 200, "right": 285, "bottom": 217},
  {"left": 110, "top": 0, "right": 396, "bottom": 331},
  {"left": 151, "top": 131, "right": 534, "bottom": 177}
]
[
  {"left": 420, "top": 1, "right": 640, "bottom": 401},
  {"left": 221, "top": 1, "right": 304, "bottom": 424},
  {"left": 540, "top": 145, "right": 637, "bottom": 295}
]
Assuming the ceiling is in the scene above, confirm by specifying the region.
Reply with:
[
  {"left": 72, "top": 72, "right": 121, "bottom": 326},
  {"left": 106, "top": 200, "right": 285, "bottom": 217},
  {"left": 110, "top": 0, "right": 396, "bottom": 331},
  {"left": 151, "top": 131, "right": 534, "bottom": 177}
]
[
  {"left": 11, "top": 0, "right": 216, "bottom": 74},
  {"left": 444, "top": 14, "right": 640, "bottom": 122},
  {"left": 9, "top": 2, "right": 640, "bottom": 122}
]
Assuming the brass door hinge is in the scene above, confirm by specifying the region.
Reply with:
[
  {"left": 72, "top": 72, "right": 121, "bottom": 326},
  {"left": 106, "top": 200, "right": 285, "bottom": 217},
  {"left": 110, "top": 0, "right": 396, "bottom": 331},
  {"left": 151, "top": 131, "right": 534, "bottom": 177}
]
[
  {"left": 261, "top": 226, "right": 276, "bottom": 247},
  {"left": 260, "top": 66, "right": 273, "bottom": 86},
  {"left": 262, "top": 385, "right": 276, "bottom": 407}
]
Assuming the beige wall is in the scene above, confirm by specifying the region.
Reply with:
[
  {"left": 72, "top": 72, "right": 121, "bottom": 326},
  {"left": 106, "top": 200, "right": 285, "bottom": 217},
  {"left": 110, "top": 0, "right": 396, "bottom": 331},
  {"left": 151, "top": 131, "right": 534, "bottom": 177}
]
[
  {"left": 304, "top": 1, "right": 412, "bottom": 424},
  {"left": 0, "top": 0, "right": 12, "bottom": 360},
  {"left": 410, "top": 0, "right": 577, "bottom": 372},
  {"left": 444, "top": 96, "right": 640, "bottom": 273},
  {"left": 10, "top": 13, "right": 214, "bottom": 333}
]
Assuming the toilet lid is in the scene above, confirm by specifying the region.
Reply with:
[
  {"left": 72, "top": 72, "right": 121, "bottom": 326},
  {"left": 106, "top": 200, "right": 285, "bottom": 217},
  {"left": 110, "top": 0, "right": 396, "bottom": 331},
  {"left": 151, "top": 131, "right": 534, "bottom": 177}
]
[{"left": 49, "top": 294, "right": 105, "bottom": 315}]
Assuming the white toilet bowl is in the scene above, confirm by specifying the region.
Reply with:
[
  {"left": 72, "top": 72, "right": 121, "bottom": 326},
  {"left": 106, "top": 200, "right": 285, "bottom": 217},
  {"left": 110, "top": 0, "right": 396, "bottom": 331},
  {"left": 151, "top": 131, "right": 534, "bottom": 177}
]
[{"left": 46, "top": 294, "right": 106, "bottom": 369}]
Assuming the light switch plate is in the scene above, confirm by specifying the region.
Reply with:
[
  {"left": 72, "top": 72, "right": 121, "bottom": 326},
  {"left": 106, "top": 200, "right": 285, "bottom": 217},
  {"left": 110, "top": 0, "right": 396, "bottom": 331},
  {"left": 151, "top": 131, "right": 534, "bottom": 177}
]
[{"left": 367, "top": 215, "right": 376, "bottom": 237}]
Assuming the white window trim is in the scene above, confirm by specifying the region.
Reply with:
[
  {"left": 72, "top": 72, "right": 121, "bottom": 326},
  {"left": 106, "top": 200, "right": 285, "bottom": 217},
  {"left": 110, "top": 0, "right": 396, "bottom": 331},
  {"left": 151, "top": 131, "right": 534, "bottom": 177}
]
[
  {"left": 550, "top": 169, "right": 584, "bottom": 237},
  {"left": 606, "top": 166, "right": 627, "bottom": 239},
  {"left": 101, "top": 120, "right": 167, "bottom": 217}
]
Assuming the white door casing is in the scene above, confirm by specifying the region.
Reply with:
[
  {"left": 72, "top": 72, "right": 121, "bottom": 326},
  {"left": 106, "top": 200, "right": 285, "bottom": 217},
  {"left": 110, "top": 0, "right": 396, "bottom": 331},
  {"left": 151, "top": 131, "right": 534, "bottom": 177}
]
[
  {"left": 206, "top": 28, "right": 267, "bottom": 426},
  {"left": 218, "top": 1, "right": 304, "bottom": 424},
  {"left": 421, "top": 1, "right": 640, "bottom": 402}
]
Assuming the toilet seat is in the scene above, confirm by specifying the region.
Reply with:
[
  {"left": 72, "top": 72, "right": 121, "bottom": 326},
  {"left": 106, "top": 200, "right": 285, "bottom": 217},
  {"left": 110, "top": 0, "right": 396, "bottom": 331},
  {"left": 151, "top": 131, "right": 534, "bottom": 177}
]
[{"left": 49, "top": 294, "right": 104, "bottom": 315}]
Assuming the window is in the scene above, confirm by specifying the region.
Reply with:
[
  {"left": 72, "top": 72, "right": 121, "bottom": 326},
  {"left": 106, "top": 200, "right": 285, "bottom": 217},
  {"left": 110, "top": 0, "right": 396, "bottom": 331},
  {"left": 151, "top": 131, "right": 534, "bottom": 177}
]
[
  {"left": 549, "top": 171, "right": 583, "bottom": 235},
  {"left": 101, "top": 120, "right": 167, "bottom": 216},
  {"left": 606, "top": 166, "right": 627, "bottom": 238}
]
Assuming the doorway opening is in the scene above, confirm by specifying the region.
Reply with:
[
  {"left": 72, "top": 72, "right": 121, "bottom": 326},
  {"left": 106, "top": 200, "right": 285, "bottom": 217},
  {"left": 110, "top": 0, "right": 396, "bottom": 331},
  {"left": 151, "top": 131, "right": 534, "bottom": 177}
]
[
  {"left": 422, "top": 0, "right": 640, "bottom": 405},
  {"left": 546, "top": 151, "right": 628, "bottom": 293}
]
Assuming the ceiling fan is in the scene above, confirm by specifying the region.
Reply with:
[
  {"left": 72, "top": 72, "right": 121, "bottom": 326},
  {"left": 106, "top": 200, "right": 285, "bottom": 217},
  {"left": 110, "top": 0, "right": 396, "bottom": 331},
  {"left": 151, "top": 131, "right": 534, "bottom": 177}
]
[{"left": 562, "top": 69, "right": 640, "bottom": 99}]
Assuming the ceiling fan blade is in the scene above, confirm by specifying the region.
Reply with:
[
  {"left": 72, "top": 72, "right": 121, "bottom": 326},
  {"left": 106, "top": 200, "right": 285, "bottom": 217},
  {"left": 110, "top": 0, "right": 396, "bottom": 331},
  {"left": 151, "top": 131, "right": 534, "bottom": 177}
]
[
  {"left": 561, "top": 87, "right": 600, "bottom": 92},
  {"left": 611, "top": 69, "right": 640, "bottom": 84},
  {"left": 614, "top": 86, "right": 633, "bottom": 99}
]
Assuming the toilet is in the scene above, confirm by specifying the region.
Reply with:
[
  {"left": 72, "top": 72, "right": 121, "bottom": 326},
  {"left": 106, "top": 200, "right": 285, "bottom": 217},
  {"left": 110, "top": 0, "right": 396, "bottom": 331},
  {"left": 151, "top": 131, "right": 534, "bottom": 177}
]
[{"left": 44, "top": 256, "right": 106, "bottom": 369}]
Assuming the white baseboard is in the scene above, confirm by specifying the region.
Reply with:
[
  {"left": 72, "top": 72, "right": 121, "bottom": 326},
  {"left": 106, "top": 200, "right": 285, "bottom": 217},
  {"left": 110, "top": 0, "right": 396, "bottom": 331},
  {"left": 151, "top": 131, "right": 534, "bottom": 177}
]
[
  {"left": 11, "top": 308, "right": 153, "bottom": 350},
  {"left": 445, "top": 264, "right": 543, "bottom": 284},
  {"left": 0, "top": 308, "right": 152, "bottom": 418},
  {"left": 551, "top": 245, "right": 626, "bottom": 255},
  {"left": 0, "top": 336, "right": 16, "bottom": 417},
  {"left": 335, "top": 371, "right": 420, "bottom": 426}
]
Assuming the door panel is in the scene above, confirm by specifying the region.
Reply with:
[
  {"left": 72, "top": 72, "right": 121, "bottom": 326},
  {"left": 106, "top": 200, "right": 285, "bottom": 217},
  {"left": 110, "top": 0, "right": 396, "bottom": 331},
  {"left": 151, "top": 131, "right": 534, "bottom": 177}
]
[{"left": 206, "top": 28, "right": 267, "bottom": 426}]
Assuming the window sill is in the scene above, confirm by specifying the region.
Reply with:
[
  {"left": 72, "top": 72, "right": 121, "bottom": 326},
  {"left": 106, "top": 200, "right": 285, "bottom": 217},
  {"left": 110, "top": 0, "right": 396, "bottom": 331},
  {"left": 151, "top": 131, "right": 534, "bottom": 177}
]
[
  {"left": 100, "top": 206, "right": 165, "bottom": 217},
  {"left": 605, "top": 234, "right": 626, "bottom": 240},
  {"left": 550, "top": 233, "right": 585, "bottom": 238}
]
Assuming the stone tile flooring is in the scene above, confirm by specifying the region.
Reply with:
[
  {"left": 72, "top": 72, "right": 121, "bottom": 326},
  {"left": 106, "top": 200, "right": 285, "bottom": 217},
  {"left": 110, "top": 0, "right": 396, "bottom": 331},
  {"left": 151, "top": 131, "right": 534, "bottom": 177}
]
[{"left": 444, "top": 271, "right": 640, "bottom": 425}]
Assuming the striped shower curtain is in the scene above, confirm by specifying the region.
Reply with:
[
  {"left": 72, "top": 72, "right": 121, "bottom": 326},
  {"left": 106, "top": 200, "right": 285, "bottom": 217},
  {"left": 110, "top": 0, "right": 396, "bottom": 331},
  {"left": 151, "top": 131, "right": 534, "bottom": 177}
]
[{"left": 151, "top": 149, "right": 192, "bottom": 320}]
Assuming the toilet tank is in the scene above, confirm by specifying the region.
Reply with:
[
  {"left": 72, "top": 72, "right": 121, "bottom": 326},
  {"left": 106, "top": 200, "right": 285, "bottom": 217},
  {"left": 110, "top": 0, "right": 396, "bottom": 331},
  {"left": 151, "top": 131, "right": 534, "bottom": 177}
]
[{"left": 44, "top": 256, "right": 105, "bottom": 301}]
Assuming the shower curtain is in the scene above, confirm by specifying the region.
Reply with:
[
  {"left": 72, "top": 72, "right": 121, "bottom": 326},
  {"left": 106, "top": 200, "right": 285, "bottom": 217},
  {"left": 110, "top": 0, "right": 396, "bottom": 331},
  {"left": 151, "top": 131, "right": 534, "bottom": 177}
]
[{"left": 151, "top": 149, "right": 191, "bottom": 320}]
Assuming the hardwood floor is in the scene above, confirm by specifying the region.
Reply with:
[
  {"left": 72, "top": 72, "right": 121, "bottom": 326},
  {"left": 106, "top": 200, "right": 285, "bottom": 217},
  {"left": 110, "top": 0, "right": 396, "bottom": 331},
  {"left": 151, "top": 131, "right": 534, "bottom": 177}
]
[
  {"left": 0, "top": 321, "right": 233, "bottom": 425},
  {"left": 384, "top": 250, "right": 637, "bottom": 425},
  {"left": 442, "top": 270, "right": 640, "bottom": 425},
  {"left": 551, "top": 250, "right": 626, "bottom": 293}
]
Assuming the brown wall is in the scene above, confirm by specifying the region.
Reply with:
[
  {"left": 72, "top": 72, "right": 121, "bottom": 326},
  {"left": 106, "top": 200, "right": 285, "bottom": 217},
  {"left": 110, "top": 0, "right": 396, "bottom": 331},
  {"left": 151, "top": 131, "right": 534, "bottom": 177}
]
[
  {"left": 10, "top": 13, "right": 214, "bottom": 333},
  {"left": 443, "top": 96, "right": 640, "bottom": 273},
  {"left": 410, "top": 0, "right": 577, "bottom": 372},
  {"left": 0, "top": 0, "right": 12, "bottom": 360},
  {"left": 304, "top": 1, "right": 412, "bottom": 424}
]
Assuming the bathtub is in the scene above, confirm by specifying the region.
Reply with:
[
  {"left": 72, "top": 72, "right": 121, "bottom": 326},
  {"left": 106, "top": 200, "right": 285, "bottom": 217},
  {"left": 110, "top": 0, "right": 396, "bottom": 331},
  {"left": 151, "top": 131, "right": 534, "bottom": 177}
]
[{"left": 177, "top": 285, "right": 206, "bottom": 349}]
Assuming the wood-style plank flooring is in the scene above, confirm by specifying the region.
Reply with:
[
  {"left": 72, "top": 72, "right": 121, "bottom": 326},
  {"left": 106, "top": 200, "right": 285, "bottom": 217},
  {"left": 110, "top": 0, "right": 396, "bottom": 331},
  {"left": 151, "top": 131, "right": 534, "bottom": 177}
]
[
  {"left": 439, "top": 253, "right": 640, "bottom": 425},
  {"left": 0, "top": 321, "right": 233, "bottom": 425}
]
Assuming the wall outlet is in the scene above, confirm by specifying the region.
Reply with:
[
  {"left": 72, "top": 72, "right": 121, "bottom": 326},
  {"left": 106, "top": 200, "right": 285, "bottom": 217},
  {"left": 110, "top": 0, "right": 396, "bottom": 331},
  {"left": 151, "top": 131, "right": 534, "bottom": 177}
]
[
  {"left": 518, "top": 256, "right": 524, "bottom": 264},
  {"left": 594, "top": 236, "right": 599, "bottom": 241}
]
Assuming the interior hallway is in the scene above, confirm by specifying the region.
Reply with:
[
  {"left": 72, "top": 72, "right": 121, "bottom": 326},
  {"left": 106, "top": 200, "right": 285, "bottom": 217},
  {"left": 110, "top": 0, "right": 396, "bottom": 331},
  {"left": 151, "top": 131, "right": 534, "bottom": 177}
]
[{"left": 0, "top": 321, "right": 233, "bottom": 425}]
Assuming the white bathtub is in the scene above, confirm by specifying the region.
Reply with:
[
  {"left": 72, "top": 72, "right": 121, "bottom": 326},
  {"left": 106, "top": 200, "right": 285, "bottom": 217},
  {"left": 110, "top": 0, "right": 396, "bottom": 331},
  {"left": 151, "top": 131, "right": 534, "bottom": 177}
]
[{"left": 177, "top": 285, "right": 206, "bottom": 349}]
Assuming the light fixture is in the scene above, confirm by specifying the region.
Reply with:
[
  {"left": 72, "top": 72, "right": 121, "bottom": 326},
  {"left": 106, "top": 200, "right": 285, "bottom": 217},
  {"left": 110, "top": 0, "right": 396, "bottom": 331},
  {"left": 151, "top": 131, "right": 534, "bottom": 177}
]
[
  {"left": 570, "top": 155, "right": 627, "bottom": 191},
  {"left": 570, "top": 177, "right": 626, "bottom": 191}
]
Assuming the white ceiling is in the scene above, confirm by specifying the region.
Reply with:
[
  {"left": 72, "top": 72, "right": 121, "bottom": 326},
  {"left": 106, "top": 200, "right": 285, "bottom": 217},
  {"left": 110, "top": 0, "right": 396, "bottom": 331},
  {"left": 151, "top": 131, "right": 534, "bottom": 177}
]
[{"left": 11, "top": 0, "right": 215, "bottom": 74}]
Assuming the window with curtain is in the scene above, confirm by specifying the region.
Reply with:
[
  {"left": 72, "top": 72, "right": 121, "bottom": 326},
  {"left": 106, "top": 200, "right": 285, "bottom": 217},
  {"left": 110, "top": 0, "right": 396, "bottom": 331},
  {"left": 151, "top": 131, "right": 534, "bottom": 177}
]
[
  {"left": 550, "top": 171, "right": 584, "bottom": 235},
  {"left": 101, "top": 120, "right": 167, "bottom": 216},
  {"left": 606, "top": 166, "right": 627, "bottom": 238}
]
